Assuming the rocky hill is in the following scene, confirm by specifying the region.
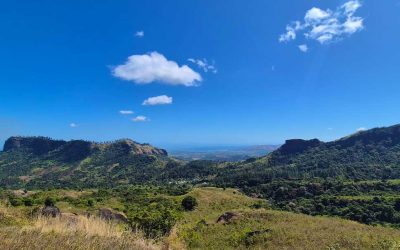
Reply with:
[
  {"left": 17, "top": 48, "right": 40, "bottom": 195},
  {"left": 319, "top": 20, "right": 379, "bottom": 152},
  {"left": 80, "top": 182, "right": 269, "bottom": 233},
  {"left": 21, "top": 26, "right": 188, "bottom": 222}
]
[
  {"left": 0, "top": 137, "right": 169, "bottom": 188},
  {"left": 4, "top": 136, "right": 167, "bottom": 158}
]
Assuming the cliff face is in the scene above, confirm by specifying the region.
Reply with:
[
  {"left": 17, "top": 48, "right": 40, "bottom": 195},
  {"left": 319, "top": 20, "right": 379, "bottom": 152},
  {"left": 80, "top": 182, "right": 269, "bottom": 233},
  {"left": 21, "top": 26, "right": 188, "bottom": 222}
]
[
  {"left": 278, "top": 139, "right": 323, "bottom": 155},
  {"left": 3, "top": 137, "right": 67, "bottom": 155}
]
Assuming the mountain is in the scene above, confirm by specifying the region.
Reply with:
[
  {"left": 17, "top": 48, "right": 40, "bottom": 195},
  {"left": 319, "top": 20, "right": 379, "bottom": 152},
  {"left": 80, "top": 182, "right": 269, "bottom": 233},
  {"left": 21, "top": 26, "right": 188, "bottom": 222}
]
[
  {"left": 3, "top": 124, "right": 400, "bottom": 189},
  {"left": 215, "top": 124, "right": 400, "bottom": 187},
  {"left": 0, "top": 136, "right": 170, "bottom": 188}
]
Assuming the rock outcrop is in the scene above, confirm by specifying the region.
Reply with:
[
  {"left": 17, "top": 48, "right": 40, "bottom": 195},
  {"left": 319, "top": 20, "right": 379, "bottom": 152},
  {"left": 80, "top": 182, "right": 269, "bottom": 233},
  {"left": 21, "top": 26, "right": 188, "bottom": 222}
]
[
  {"left": 216, "top": 212, "right": 239, "bottom": 224},
  {"left": 4, "top": 136, "right": 66, "bottom": 155},
  {"left": 42, "top": 205, "right": 61, "bottom": 217},
  {"left": 278, "top": 139, "right": 323, "bottom": 155},
  {"left": 98, "top": 208, "right": 128, "bottom": 223}
]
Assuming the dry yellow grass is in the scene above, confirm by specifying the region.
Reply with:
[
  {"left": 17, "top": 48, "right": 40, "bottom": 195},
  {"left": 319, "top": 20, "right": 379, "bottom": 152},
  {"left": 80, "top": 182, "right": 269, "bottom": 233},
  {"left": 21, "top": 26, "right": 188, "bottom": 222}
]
[
  {"left": 0, "top": 228, "right": 159, "bottom": 250},
  {"left": 0, "top": 207, "right": 159, "bottom": 250},
  {"left": 32, "top": 214, "right": 126, "bottom": 238}
]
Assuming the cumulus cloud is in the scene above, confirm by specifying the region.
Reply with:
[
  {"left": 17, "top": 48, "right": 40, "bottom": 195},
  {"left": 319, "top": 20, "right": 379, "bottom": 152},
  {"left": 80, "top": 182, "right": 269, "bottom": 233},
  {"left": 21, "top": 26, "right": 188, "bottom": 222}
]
[
  {"left": 119, "top": 110, "right": 134, "bottom": 115},
  {"left": 132, "top": 116, "right": 149, "bottom": 122},
  {"left": 135, "top": 31, "right": 144, "bottom": 37},
  {"left": 298, "top": 44, "right": 309, "bottom": 52},
  {"left": 188, "top": 58, "right": 217, "bottom": 73},
  {"left": 70, "top": 123, "right": 78, "bottom": 128},
  {"left": 112, "top": 52, "right": 202, "bottom": 86},
  {"left": 142, "top": 95, "right": 173, "bottom": 106},
  {"left": 305, "top": 7, "right": 331, "bottom": 23},
  {"left": 279, "top": 0, "right": 364, "bottom": 44}
]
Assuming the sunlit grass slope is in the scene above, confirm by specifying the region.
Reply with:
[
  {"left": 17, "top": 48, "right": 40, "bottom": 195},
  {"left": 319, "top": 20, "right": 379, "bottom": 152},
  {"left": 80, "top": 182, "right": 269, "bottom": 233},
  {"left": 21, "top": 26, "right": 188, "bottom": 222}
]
[{"left": 170, "top": 187, "right": 400, "bottom": 250}]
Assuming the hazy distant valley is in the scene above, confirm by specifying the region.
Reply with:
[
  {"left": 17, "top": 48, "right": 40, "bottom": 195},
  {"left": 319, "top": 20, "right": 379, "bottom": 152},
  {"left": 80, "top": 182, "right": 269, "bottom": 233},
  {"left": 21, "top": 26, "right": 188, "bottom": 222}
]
[{"left": 169, "top": 144, "right": 280, "bottom": 161}]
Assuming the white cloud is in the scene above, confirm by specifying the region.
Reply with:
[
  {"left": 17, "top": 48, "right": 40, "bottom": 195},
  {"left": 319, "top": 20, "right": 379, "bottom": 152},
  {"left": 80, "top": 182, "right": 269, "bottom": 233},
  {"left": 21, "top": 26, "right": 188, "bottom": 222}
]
[
  {"left": 112, "top": 52, "right": 202, "bottom": 86},
  {"left": 357, "top": 127, "right": 367, "bottom": 132},
  {"left": 142, "top": 95, "right": 173, "bottom": 106},
  {"left": 298, "top": 44, "right": 309, "bottom": 52},
  {"left": 279, "top": 0, "right": 364, "bottom": 44},
  {"left": 70, "top": 123, "right": 77, "bottom": 128},
  {"left": 132, "top": 116, "right": 149, "bottom": 122},
  {"left": 343, "top": 16, "right": 364, "bottom": 33},
  {"left": 135, "top": 31, "right": 144, "bottom": 37},
  {"left": 279, "top": 25, "right": 297, "bottom": 42},
  {"left": 119, "top": 110, "right": 134, "bottom": 115},
  {"left": 342, "top": 1, "right": 362, "bottom": 15},
  {"left": 305, "top": 8, "right": 331, "bottom": 23},
  {"left": 188, "top": 58, "right": 217, "bottom": 73}
]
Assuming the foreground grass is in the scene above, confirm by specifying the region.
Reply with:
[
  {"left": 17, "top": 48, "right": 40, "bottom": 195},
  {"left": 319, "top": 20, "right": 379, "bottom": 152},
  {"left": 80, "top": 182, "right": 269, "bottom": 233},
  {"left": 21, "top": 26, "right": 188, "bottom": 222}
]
[
  {"left": 170, "top": 187, "right": 400, "bottom": 249},
  {"left": 0, "top": 206, "right": 159, "bottom": 250},
  {"left": 0, "top": 228, "right": 158, "bottom": 250}
]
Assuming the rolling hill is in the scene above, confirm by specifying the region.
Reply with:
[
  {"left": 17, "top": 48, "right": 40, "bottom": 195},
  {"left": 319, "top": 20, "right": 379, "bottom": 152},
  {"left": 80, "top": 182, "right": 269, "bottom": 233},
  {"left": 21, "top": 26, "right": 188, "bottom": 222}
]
[{"left": 215, "top": 124, "right": 400, "bottom": 187}]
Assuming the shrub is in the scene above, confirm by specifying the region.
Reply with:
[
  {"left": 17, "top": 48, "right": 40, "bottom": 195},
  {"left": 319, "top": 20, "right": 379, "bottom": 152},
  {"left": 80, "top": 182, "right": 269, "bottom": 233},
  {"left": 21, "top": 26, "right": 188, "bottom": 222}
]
[
  {"left": 44, "top": 197, "right": 55, "bottom": 207},
  {"left": 23, "top": 198, "right": 33, "bottom": 206},
  {"left": 87, "top": 199, "right": 95, "bottom": 207},
  {"left": 182, "top": 196, "right": 198, "bottom": 211},
  {"left": 9, "top": 196, "right": 23, "bottom": 207}
]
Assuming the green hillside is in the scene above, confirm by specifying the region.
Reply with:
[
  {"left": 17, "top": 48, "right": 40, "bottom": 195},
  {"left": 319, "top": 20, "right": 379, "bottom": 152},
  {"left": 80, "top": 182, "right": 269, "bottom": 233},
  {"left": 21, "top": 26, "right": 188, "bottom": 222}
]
[
  {"left": 1, "top": 187, "right": 400, "bottom": 249},
  {"left": 215, "top": 124, "right": 400, "bottom": 187},
  {"left": 170, "top": 188, "right": 400, "bottom": 249}
]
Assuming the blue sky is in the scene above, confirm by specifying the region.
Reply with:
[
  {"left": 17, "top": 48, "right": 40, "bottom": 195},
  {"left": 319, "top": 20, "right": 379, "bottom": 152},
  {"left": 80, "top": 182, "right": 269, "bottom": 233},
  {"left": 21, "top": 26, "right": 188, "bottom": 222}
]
[{"left": 1, "top": 0, "right": 400, "bottom": 149}]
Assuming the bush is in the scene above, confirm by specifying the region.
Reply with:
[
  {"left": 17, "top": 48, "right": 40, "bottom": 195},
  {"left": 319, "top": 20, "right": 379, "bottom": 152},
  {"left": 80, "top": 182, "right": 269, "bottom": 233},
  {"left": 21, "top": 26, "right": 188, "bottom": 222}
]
[
  {"left": 23, "top": 198, "right": 33, "bottom": 206},
  {"left": 182, "top": 196, "right": 198, "bottom": 211},
  {"left": 9, "top": 196, "right": 23, "bottom": 207},
  {"left": 44, "top": 197, "right": 55, "bottom": 207},
  {"left": 87, "top": 199, "right": 95, "bottom": 207}
]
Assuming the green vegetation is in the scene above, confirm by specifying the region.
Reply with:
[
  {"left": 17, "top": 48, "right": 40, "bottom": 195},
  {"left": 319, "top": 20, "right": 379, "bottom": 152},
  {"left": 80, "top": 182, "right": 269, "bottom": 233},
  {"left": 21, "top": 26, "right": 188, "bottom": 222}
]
[
  {"left": 181, "top": 196, "right": 198, "bottom": 211},
  {"left": 2, "top": 124, "right": 400, "bottom": 248},
  {"left": 1, "top": 187, "right": 400, "bottom": 249},
  {"left": 169, "top": 188, "right": 400, "bottom": 249}
]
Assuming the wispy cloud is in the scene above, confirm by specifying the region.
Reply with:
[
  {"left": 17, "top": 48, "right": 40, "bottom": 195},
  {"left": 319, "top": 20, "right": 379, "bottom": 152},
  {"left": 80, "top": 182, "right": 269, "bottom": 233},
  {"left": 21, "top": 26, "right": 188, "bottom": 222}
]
[
  {"left": 132, "top": 116, "right": 149, "bottom": 122},
  {"left": 143, "top": 95, "right": 173, "bottom": 106},
  {"left": 119, "top": 110, "right": 134, "bottom": 115},
  {"left": 279, "top": 0, "right": 364, "bottom": 44},
  {"left": 135, "top": 30, "right": 144, "bottom": 37},
  {"left": 112, "top": 52, "right": 202, "bottom": 86},
  {"left": 70, "top": 123, "right": 78, "bottom": 128},
  {"left": 187, "top": 58, "right": 217, "bottom": 74}
]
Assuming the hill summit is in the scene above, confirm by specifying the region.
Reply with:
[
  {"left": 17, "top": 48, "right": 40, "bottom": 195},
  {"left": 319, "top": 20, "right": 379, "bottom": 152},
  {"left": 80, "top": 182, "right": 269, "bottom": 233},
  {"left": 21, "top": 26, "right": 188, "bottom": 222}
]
[{"left": 3, "top": 136, "right": 167, "bottom": 160}]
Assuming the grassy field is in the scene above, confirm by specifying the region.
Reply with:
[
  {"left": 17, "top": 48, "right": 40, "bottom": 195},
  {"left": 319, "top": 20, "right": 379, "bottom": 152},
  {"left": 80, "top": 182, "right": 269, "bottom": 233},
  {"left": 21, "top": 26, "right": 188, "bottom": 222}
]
[{"left": 170, "top": 187, "right": 400, "bottom": 249}]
